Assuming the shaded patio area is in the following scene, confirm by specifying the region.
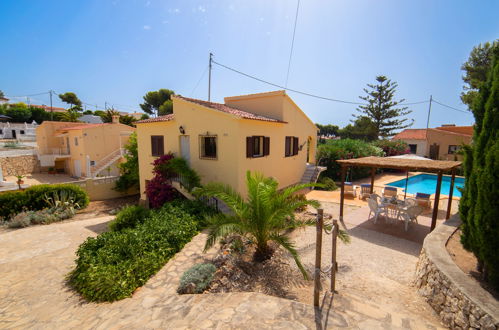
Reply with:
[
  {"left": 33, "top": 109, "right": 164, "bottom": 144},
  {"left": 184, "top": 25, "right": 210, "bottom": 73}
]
[{"left": 337, "top": 156, "right": 462, "bottom": 232}]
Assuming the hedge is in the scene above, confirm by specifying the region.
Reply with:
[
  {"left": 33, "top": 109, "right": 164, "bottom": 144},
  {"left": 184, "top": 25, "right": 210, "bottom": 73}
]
[
  {"left": 0, "top": 184, "right": 89, "bottom": 219},
  {"left": 317, "top": 139, "right": 384, "bottom": 181},
  {"left": 68, "top": 203, "right": 200, "bottom": 302}
]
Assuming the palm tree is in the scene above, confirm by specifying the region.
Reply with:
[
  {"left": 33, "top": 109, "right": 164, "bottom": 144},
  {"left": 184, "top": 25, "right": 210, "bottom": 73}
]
[
  {"left": 194, "top": 171, "right": 347, "bottom": 279},
  {"left": 59, "top": 109, "right": 81, "bottom": 122}
]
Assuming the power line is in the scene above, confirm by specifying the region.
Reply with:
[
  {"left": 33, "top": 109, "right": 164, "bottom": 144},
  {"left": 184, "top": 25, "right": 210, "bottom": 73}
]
[
  {"left": 213, "top": 59, "right": 429, "bottom": 106},
  {"left": 190, "top": 65, "right": 209, "bottom": 97},
  {"left": 285, "top": 0, "right": 300, "bottom": 88},
  {"left": 5, "top": 91, "right": 50, "bottom": 98},
  {"left": 432, "top": 99, "right": 471, "bottom": 114}
]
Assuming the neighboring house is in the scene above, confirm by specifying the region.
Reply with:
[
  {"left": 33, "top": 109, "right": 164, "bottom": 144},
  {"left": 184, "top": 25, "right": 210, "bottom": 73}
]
[
  {"left": 80, "top": 114, "right": 104, "bottom": 124},
  {"left": 392, "top": 125, "right": 473, "bottom": 160},
  {"left": 0, "top": 96, "right": 9, "bottom": 105},
  {"left": 30, "top": 104, "right": 67, "bottom": 113},
  {"left": 121, "top": 112, "right": 145, "bottom": 120},
  {"left": 0, "top": 122, "right": 38, "bottom": 141},
  {"left": 136, "top": 90, "right": 319, "bottom": 202},
  {"left": 36, "top": 116, "right": 135, "bottom": 178}
]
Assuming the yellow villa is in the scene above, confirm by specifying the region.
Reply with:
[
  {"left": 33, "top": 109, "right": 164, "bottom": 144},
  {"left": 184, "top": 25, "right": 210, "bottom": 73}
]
[
  {"left": 136, "top": 90, "right": 320, "bottom": 202},
  {"left": 36, "top": 116, "right": 135, "bottom": 178}
]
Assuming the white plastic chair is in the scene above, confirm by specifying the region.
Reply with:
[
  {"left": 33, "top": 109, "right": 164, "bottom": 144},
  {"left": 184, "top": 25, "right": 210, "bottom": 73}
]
[
  {"left": 383, "top": 186, "right": 398, "bottom": 199},
  {"left": 400, "top": 205, "right": 424, "bottom": 231},
  {"left": 368, "top": 198, "right": 384, "bottom": 223},
  {"left": 382, "top": 205, "right": 400, "bottom": 224}
]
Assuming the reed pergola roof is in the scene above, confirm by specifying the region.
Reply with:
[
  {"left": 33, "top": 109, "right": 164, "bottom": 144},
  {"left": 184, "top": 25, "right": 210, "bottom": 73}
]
[
  {"left": 337, "top": 156, "right": 461, "bottom": 172},
  {"left": 337, "top": 156, "right": 462, "bottom": 233}
]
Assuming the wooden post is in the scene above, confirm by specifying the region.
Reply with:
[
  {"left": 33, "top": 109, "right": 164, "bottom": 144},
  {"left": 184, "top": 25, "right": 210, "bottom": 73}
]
[
  {"left": 339, "top": 166, "right": 347, "bottom": 221},
  {"left": 431, "top": 171, "right": 443, "bottom": 231},
  {"left": 446, "top": 169, "right": 456, "bottom": 220},
  {"left": 404, "top": 171, "right": 409, "bottom": 200},
  {"left": 370, "top": 167, "right": 375, "bottom": 194},
  {"left": 331, "top": 219, "right": 338, "bottom": 293},
  {"left": 314, "top": 209, "right": 324, "bottom": 307}
]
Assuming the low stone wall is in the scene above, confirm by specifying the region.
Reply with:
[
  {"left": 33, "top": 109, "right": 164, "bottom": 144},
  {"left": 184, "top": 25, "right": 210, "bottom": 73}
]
[
  {"left": 0, "top": 155, "right": 40, "bottom": 176},
  {"left": 414, "top": 214, "right": 499, "bottom": 329}
]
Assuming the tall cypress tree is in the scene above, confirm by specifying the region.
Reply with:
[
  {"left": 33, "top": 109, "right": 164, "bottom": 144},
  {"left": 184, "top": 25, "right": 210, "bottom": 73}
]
[
  {"left": 459, "top": 46, "right": 499, "bottom": 288},
  {"left": 354, "top": 75, "right": 413, "bottom": 139}
]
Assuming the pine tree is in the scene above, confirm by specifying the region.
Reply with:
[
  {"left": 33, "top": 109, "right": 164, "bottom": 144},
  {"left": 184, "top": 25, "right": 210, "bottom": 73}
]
[
  {"left": 354, "top": 75, "right": 413, "bottom": 139},
  {"left": 459, "top": 46, "right": 499, "bottom": 288}
]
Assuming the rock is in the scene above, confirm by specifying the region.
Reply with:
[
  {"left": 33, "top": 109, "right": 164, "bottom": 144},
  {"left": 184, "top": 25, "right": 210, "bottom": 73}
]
[{"left": 184, "top": 283, "right": 197, "bottom": 294}]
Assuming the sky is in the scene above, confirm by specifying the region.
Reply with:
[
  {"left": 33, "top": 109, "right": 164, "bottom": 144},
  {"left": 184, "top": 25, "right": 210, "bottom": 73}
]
[{"left": 1, "top": 0, "right": 498, "bottom": 128}]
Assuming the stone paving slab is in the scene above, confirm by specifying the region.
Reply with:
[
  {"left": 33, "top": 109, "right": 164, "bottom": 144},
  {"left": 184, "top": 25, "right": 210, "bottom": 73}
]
[{"left": 0, "top": 215, "right": 444, "bottom": 329}]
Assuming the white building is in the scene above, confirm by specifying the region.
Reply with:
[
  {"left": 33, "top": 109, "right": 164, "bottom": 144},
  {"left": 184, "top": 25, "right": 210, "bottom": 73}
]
[{"left": 0, "top": 122, "right": 38, "bottom": 141}]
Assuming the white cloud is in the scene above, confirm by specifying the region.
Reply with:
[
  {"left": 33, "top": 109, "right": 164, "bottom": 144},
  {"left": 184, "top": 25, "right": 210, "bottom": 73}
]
[
  {"left": 143, "top": 25, "right": 151, "bottom": 30},
  {"left": 197, "top": 5, "right": 206, "bottom": 13},
  {"left": 168, "top": 8, "right": 180, "bottom": 14}
]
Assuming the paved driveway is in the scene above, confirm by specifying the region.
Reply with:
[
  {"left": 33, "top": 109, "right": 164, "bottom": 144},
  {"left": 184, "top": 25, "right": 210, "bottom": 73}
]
[{"left": 0, "top": 216, "right": 444, "bottom": 329}]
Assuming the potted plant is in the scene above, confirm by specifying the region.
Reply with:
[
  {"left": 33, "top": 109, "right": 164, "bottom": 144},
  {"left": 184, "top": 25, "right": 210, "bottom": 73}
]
[
  {"left": 16, "top": 175, "right": 25, "bottom": 189},
  {"left": 48, "top": 167, "right": 56, "bottom": 175}
]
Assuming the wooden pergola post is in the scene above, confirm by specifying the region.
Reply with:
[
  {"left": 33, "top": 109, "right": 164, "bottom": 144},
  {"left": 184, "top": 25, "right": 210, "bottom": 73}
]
[
  {"left": 446, "top": 168, "right": 456, "bottom": 220},
  {"left": 431, "top": 171, "right": 443, "bottom": 231},
  {"left": 370, "top": 167, "right": 375, "bottom": 194},
  {"left": 339, "top": 165, "right": 347, "bottom": 221}
]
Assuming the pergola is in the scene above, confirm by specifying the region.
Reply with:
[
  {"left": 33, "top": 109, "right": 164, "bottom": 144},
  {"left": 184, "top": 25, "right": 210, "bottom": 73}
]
[{"left": 336, "top": 156, "right": 462, "bottom": 232}]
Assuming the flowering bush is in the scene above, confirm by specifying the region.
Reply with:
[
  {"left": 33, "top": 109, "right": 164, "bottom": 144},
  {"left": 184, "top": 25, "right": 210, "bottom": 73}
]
[
  {"left": 372, "top": 139, "right": 409, "bottom": 156},
  {"left": 145, "top": 153, "right": 178, "bottom": 208}
]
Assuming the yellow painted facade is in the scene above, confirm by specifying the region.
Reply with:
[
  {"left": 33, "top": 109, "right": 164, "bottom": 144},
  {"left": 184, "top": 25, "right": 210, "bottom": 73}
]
[
  {"left": 136, "top": 91, "right": 318, "bottom": 201},
  {"left": 36, "top": 121, "right": 135, "bottom": 177}
]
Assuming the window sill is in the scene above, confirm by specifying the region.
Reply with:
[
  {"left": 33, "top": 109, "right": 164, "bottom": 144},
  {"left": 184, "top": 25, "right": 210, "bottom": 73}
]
[{"left": 200, "top": 157, "right": 217, "bottom": 160}]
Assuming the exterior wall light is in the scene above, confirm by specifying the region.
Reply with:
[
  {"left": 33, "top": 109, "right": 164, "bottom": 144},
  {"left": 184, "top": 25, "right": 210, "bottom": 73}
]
[{"left": 179, "top": 126, "right": 185, "bottom": 134}]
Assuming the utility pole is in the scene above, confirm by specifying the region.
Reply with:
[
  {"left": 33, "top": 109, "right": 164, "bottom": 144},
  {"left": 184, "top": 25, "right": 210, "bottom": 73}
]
[
  {"left": 49, "top": 90, "right": 53, "bottom": 120},
  {"left": 426, "top": 95, "right": 433, "bottom": 129},
  {"left": 208, "top": 52, "right": 213, "bottom": 102}
]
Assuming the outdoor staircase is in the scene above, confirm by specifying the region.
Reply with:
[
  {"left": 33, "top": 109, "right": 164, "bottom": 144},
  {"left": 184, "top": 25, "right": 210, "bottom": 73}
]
[
  {"left": 91, "top": 148, "right": 124, "bottom": 178},
  {"left": 300, "top": 163, "right": 326, "bottom": 188}
]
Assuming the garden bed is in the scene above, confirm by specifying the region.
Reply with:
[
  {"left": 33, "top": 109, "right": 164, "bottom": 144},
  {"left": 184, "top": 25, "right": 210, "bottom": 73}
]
[{"left": 446, "top": 228, "right": 499, "bottom": 300}]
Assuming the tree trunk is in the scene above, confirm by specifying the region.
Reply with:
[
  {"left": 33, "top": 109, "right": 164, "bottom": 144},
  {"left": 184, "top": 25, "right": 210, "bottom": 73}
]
[{"left": 254, "top": 243, "right": 273, "bottom": 262}]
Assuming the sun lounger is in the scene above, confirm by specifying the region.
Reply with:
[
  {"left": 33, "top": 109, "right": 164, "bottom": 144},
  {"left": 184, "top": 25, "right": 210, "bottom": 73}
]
[
  {"left": 344, "top": 182, "right": 356, "bottom": 198},
  {"left": 360, "top": 183, "right": 372, "bottom": 200},
  {"left": 415, "top": 192, "right": 431, "bottom": 208},
  {"left": 382, "top": 186, "right": 398, "bottom": 199}
]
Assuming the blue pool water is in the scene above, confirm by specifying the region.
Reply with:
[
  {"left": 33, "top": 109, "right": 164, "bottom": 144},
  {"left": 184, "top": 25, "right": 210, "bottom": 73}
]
[{"left": 387, "top": 174, "right": 465, "bottom": 197}]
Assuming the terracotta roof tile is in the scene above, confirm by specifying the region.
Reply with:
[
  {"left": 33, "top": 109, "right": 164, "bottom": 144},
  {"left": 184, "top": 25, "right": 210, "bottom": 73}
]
[
  {"left": 175, "top": 95, "right": 286, "bottom": 123},
  {"left": 392, "top": 129, "right": 427, "bottom": 140},
  {"left": 135, "top": 113, "right": 175, "bottom": 124},
  {"left": 435, "top": 126, "right": 473, "bottom": 136},
  {"left": 58, "top": 123, "right": 108, "bottom": 131}
]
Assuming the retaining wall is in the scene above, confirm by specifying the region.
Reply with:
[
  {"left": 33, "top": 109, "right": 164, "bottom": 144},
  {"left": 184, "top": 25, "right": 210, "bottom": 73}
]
[
  {"left": 0, "top": 155, "right": 40, "bottom": 176},
  {"left": 66, "top": 176, "right": 139, "bottom": 201},
  {"left": 414, "top": 214, "right": 499, "bottom": 329}
]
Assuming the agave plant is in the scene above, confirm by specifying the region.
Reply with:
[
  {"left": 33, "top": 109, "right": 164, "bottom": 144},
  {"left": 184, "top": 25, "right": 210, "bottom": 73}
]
[
  {"left": 194, "top": 171, "right": 348, "bottom": 279},
  {"left": 44, "top": 190, "right": 80, "bottom": 215}
]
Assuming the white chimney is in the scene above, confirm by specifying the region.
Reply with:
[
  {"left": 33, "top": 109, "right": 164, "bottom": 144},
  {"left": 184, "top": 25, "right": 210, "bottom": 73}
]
[{"left": 112, "top": 115, "right": 120, "bottom": 124}]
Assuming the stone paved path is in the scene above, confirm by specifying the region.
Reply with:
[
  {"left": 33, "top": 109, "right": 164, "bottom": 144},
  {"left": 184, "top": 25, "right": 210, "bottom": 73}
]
[{"left": 1, "top": 216, "right": 443, "bottom": 329}]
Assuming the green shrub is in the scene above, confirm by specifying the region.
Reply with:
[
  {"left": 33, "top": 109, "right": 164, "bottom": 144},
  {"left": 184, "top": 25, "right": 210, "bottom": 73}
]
[
  {"left": 317, "top": 176, "right": 338, "bottom": 191},
  {"left": 109, "top": 205, "right": 151, "bottom": 231},
  {"left": 0, "top": 190, "right": 29, "bottom": 220},
  {"left": 0, "top": 184, "right": 89, "bottom": 219},
  {"left": 371, "top": 139, "right": 409, "bottom": 156},
  {"left": 8, "top": 207, "right": 76, "bottom": 228},
  {"left": 317, "top": 139, "right": 384, "bottom": 181},
  {"left": 167, "top": 199, "right": 217, "bottom": 229},
  {"left": 177, "top": 263, "right": 216, "bottom": 294},
  {"left": 68, "top": 205, "right": 198, "bottom": 302}
]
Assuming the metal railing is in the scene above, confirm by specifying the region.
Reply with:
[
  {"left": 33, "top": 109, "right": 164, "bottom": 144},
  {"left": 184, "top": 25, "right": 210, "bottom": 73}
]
[{"left": 90, "top": 148, "right": 124, "bottom": 174}]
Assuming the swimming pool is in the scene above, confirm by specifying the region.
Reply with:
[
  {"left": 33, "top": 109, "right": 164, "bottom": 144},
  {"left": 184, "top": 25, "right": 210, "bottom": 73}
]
[{"left": 386, "top": 174, "right": 465, "bottom": 197}]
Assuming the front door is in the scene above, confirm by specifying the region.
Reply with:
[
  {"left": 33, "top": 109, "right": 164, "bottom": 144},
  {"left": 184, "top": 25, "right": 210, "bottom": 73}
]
[
  {"left": 74, "top": 160, "right": 82, "bottom": 178},
  {"left": 180, "top": 136, "right": 190, "bottom": 165},
  {"left": 12, "top": 130, "right": 16, "bottom": 139}
]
